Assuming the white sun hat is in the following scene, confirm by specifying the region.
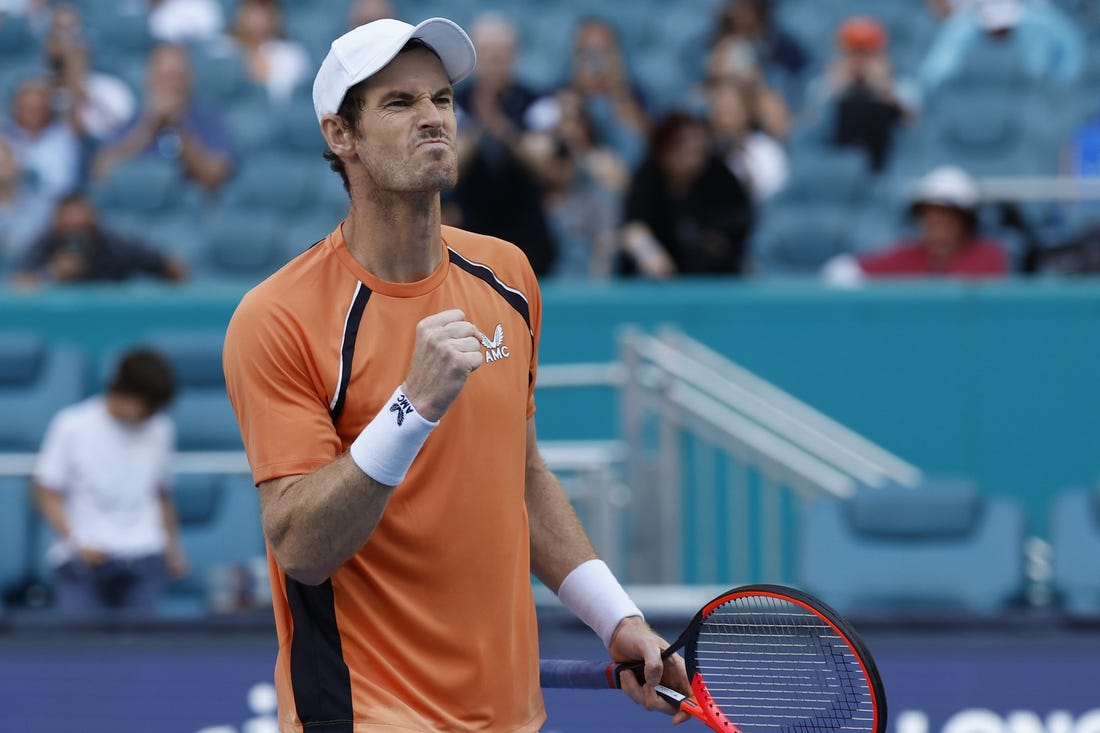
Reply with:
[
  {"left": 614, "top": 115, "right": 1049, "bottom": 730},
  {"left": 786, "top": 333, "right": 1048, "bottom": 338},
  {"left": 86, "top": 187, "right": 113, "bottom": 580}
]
[
  {"left": 910, "top": 166, "right": 981, "bottom": 211},
  {"left": 312, "top": 17, "right": 477, "bottom": 123}
]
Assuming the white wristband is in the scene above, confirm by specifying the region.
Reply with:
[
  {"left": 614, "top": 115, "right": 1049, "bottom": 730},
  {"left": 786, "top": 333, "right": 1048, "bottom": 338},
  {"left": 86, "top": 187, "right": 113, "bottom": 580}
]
[
  {"left": 349, "top": 386, "right": 438, "bottom": 486},
  {"left": 557, "top": 559, "right": 643, "bottom": 648}
]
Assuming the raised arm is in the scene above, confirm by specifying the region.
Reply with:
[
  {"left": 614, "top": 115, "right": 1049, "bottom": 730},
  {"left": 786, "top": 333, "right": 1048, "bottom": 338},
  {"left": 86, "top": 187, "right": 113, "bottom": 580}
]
[{"left": 255, "top": 309, "right": 482, "bottom": 585}]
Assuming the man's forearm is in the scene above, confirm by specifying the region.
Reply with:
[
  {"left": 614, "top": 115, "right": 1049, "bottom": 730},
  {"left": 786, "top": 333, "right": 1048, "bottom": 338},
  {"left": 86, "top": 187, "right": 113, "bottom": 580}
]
[
  {"left": 261, "top": 453, "right": 397, "bottom": 585},
  {"left": 525, "top": 455, "right": 598, "bottom": 592}
]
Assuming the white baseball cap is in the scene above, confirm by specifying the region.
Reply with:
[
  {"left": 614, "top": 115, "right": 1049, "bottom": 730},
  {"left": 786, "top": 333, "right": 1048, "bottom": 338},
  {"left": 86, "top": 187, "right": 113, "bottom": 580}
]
[
  {"left": 976, "top": 0, "right": 1022, "bottom": 32},
  {"left": 910, "top": 166, "right": 981, "bottom": 211},
  {"left": 312, "top": 17, "right": 477, "bottom": 123}
]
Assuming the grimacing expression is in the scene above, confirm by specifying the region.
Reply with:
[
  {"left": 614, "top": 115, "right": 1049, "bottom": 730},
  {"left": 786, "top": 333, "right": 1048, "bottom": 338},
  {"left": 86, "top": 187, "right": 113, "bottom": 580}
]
[{"left": 348, "top": 47, "right": 458, "bottom": 195}]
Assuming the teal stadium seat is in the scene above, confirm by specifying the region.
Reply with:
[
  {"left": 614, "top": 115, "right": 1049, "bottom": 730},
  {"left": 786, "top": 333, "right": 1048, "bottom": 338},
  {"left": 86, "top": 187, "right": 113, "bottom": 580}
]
[
  {"left": 1050, "top": 486, "right": 1100, "bottom": 617},
  {"left": 90, "top": 157, "right": 184, "bottom": 218},
  {"left": 160, "top": 473, "right": 265, "bottom": 618},
  {"left": 0, "top": 477, "right": 32, "bottom": 614},
  {"left": 798, "top": 480, "right": 1027, "bottom": 617},
  {"left": 197, "top": 212, "right": 288, "bottom": 282},
  {"left": 222, "top": 154, "right": 315, "bottom": 216},
  {"left": 0, "top": 13, "right": 34, "bottom": 59},
  {"left": 0, "top": 335, "right": 86, "bottom": 451}
]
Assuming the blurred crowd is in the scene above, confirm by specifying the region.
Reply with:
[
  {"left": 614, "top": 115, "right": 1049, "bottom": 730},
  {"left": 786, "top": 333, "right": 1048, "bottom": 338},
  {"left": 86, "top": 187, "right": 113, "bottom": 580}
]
[{"left": 2, "top": 0, "right": 1100, "bottom": 285}]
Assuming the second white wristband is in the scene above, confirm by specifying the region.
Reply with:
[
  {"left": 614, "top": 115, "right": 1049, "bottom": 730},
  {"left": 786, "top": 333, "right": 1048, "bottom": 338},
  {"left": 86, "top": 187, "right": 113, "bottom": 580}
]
[
  {"left": 557, "top": 559, "right": 643, "bottom": 648},
  {"left": 349, "top": 386, "right": 438, "bottom": 486}
]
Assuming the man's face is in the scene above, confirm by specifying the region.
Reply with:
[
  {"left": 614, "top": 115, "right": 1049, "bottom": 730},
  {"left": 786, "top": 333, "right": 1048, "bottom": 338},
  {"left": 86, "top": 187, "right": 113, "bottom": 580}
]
[
  {"left": 54, "top": 198, "right": 97, "bottom": 234},
  {"left": 348, "top": 47, "right": 458, "bottom": 195},
  {"left": 917, "top": 205, "right": 970, "bottom": 256},
  {"left": 147, "top": 45, "right": 191, "bottom": 99},
  {"left": 107, "top": 392, "right": 158, "bottom": 425},
  {"left": 474, "top": 26, "right": 516, "bottom": 88},
  {"left": 13, "top": 82, "right": 53, "bottom": 133}
]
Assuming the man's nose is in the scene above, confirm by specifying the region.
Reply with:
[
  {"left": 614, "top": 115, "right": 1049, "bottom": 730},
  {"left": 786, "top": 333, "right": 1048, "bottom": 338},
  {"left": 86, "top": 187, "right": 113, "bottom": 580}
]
[{"left": 416, "top": 98, "right": 444, "bottom": 129}]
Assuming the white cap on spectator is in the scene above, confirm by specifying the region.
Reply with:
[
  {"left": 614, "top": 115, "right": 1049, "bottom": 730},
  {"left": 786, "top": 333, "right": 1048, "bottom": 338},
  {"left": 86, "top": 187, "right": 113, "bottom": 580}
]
[
  {"left": 976, "top": 0, "right": 1022, "bottom": 32},
  {"left": 911, "top": 166, "right": 981, "bottom": 211},
  {"left": 312, "top": 17, "right": 477, "bottom": 123}
]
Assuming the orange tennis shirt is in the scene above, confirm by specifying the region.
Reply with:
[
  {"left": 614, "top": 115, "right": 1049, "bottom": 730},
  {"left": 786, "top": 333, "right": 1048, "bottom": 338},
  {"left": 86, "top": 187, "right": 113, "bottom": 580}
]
[{"left": 223, "top": 223, "right": 545, "bottom": 733}]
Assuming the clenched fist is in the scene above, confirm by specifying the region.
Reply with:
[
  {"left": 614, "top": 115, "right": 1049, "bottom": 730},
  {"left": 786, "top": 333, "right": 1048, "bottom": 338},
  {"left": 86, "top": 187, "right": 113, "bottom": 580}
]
[{"left": 401, "top": 309, "right": 483, "bottom": 422}]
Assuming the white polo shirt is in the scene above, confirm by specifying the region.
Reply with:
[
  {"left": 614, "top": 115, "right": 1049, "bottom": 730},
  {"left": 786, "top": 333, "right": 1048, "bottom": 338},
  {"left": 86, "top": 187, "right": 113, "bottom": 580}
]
[{"left": 33, "top": 396, "right": 174, "bottom": 564}]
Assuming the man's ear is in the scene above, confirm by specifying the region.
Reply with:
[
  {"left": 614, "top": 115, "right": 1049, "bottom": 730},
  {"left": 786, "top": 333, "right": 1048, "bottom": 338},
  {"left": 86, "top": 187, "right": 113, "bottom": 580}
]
[{"left": 320, "top": 114, "right": 356, "bottom": 158}]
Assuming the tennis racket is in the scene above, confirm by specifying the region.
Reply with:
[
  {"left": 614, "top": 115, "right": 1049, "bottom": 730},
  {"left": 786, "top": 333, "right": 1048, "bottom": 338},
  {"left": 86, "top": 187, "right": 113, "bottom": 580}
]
[{"left": 540, "top": 584, "right": 886, "bottom": 733}]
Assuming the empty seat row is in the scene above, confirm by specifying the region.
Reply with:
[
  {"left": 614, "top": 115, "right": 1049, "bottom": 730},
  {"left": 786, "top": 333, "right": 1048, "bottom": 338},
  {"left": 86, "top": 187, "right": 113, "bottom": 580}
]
[{"left": 799, "top": 479, "right": 1100, "bottom": 619}]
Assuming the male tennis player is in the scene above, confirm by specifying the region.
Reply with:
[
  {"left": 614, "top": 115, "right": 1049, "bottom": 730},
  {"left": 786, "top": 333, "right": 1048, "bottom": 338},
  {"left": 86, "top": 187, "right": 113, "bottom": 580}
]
[{"left": 223, "top": 16, "right": 689, "bottom": 732}]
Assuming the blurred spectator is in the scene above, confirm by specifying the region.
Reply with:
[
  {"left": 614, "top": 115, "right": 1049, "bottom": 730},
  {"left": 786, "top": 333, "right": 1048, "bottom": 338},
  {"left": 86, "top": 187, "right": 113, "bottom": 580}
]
[
  {"left": 806, "top": 17, "right": 919, "bottom": 172},
  {"left": 14, "top": 193, "right": 187, "bottom": 285},
  {"left": 215, "top": 0, "right": 309, "bottom": 104},
  {"left": 346, "top": 0, "right": 396, "bottom": 29},
  {"left": 523, "top": 131, "right": 618, "bottom": 279},
  {"left": 704, "top": 27, "right": 791, "bottom": 141},
  {"left": 450, "top": 13, "right": 555, "bottom": 276},
  {"left": 44, "top": 4, "right": 137, "bottom": 143},
  {"left": 1, "top": 77, "right": 81, "bottom": 199},
  {"left": 92, "top": 43, "right": 234, "bottom": 193},
  {"left": 705, "top": 78, "right": 788, "bottom": 201},
  {"left": 526, "top": 88, "right": 631, "bottom": 198},
  {"left": 619, "top": 112, "right": 754, "bottom": 278},
  {"left": 144, "top": 0, "right": 224, "bottom": 43},
  {"left": 0, "top": 136, "right": 54, "bottom": 264},
  {"left": 822, "top": 166, "right": 1008, "bottom": 282},
  {"left": 920, "top": 0, "right": 1084, "bottom": 95},
  {"left": 709, "top": 0, "right": 808, "bottom": 83},
  {"left": 559, "top": 17, "right": 649, "bottom": 169},
  {"left": 32, "top": 348, "right": 187, "bottom": 619}
]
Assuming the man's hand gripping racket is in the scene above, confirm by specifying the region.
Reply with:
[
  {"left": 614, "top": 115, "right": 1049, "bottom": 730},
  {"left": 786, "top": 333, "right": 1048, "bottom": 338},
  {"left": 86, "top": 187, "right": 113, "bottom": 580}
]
[{"left": 541, "top": 584, "right": 888, "bottom": 733}]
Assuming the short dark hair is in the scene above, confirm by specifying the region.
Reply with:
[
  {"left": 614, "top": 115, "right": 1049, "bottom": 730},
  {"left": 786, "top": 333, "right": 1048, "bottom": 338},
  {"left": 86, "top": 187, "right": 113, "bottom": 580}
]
[
  {"left": 321, "top": 38, "right": 441, "bottom": 197},
  {"left": 108, "top": 348, "right": 176, "bottom": 412}
]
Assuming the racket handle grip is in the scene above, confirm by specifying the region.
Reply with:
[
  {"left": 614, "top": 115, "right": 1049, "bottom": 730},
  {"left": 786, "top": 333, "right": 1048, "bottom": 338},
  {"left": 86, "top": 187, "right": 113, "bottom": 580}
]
[{"left": 539, "top": 659, "right": 623, "bottom": 689}]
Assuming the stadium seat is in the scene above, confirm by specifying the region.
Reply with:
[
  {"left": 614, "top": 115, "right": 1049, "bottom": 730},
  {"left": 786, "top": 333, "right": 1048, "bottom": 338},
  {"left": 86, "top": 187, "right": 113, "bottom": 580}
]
[
  {"left": 798, "top": 480, "right": 1027, "bottom": 617},
  {"left": 0, "top": 13, "right": 34, "bottom": 58},
  {"left": 160, "top": 473, "right": 265, "bottom": 618},
  {"left": 0, "top": 477, "right": 33, "bottom": 614},
  {"left": 85, "top": 7, "right": 154, "bottom": 59},
  {"left": 222, "top": 154, "right": 316, "bottom": 215},
  {"left": 278, "top": 95, "right": 327, "bottom": 161},
  {"left": 221, "top": 96, "right": 282, "bottom": 157},
  {"left": 189, "top": 47, "right": 266, "bottom": 107},
  {"left": 90, "top": 157, "right": 186, "bottom": 218},
  {"left": 750, "top": 203, "right": 853, "bottom": 274},
  {"left": 1049, "top": 485, "right": 1100, "bottom": 616},
  {"left": 0, "top": 335, "right": 86, "bottom": 451},
  {"left": 196, "top": 212, "right": 289, "bottom": 282},
  {"left": 775, "top": 145, "right": 871, "bottom": 207}
]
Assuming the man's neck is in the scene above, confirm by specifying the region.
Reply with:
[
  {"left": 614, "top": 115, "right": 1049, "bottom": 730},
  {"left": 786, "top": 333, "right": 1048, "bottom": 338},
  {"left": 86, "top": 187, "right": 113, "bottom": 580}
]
[{"left": 342, "top": 191, "right": 443, "bottom": 283}]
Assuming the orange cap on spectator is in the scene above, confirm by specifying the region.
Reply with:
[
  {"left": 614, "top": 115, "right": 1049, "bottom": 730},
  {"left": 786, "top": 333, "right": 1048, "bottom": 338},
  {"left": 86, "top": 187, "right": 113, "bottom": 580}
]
[{"left": 836, "top": 16, "right": 887, "bottom": 52}]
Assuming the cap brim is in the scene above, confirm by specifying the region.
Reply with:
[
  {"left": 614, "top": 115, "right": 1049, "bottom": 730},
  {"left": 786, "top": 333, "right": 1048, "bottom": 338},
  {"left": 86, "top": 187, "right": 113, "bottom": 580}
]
[{"left": 410, "top": 17, "right": 478, "bottom": 85}]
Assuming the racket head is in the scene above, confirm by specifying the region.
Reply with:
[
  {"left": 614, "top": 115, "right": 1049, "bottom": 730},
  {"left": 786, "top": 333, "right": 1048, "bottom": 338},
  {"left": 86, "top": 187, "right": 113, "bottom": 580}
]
[{"left": 681, "top": 584, "right": 887, "bottom": 733}]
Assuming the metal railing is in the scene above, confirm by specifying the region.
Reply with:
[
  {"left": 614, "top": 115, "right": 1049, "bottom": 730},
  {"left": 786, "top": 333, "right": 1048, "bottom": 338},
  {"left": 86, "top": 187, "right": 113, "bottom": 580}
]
[{"left": 618, "top": 326, "right": 922, "bottom": 585}]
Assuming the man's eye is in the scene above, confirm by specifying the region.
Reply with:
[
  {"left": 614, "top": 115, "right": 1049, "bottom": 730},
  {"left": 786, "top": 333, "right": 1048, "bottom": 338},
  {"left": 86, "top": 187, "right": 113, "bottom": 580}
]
[
  {"left": 435, "top": 96, "right": 453, "bottom": 107},
  {"left": 386, "top": 100, "right": 409, "bottom": 108}
]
